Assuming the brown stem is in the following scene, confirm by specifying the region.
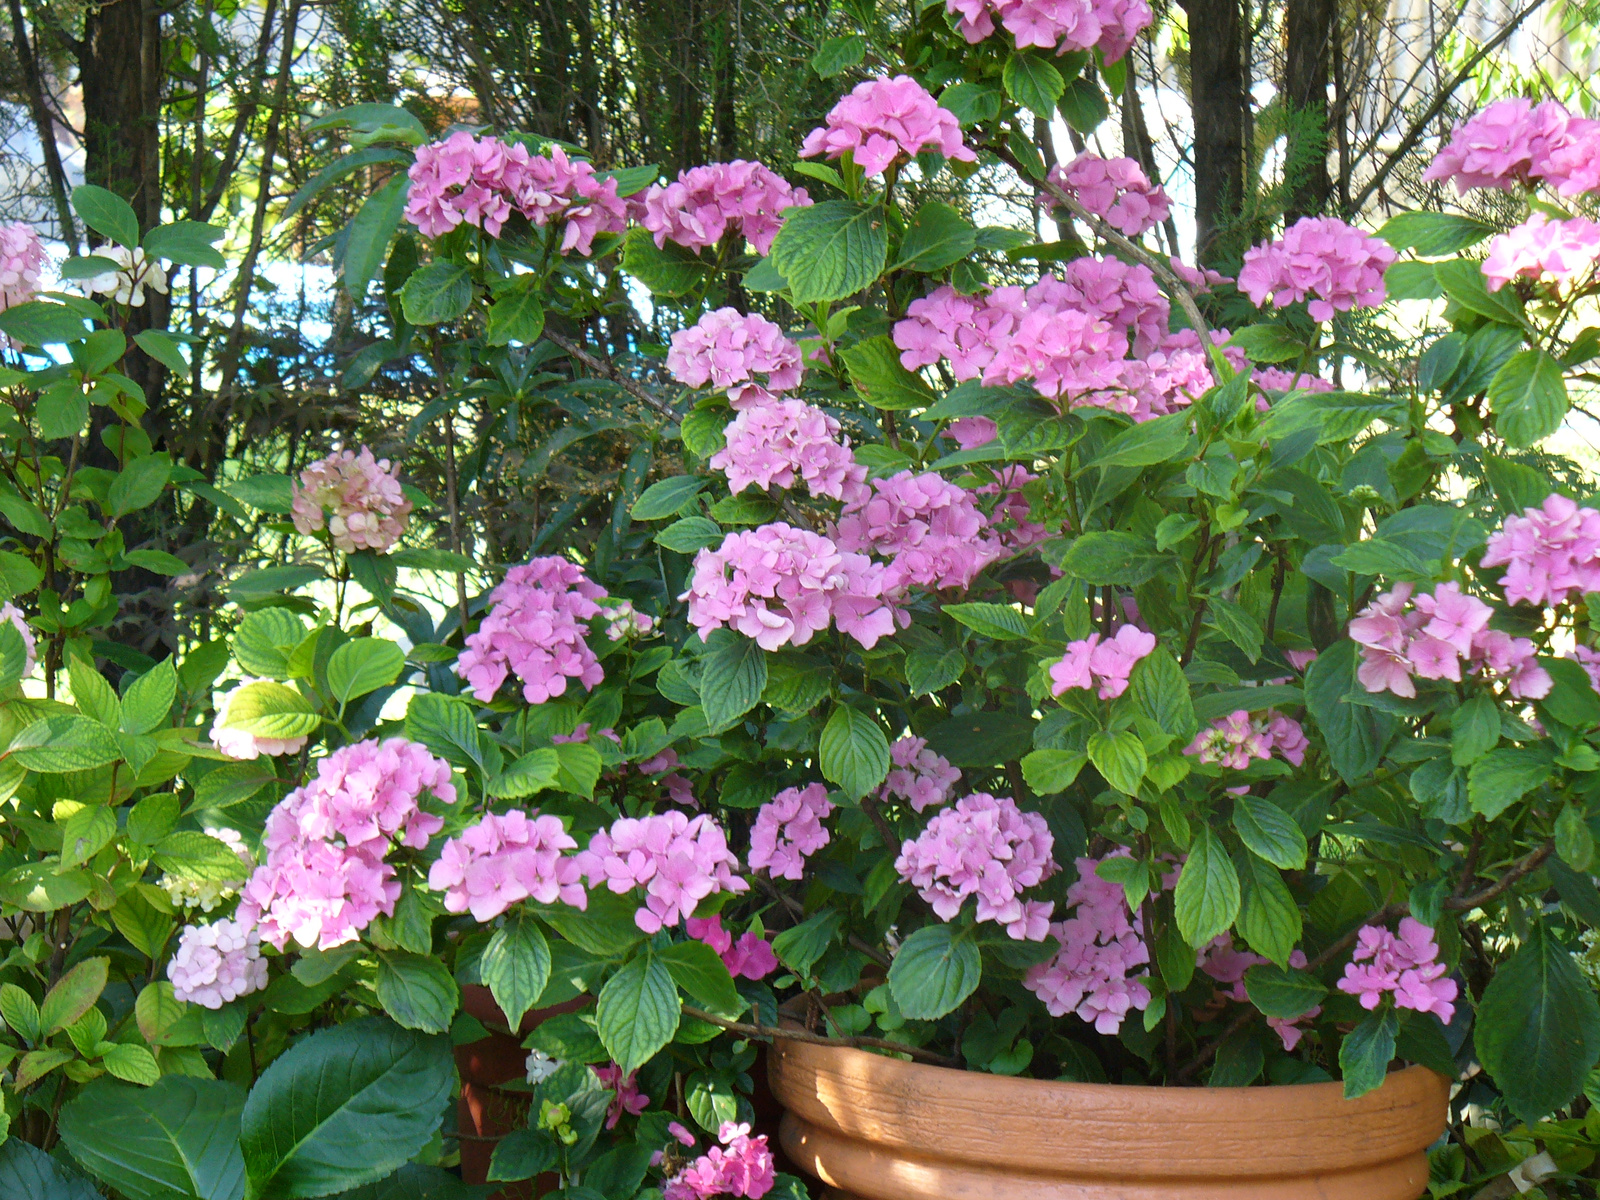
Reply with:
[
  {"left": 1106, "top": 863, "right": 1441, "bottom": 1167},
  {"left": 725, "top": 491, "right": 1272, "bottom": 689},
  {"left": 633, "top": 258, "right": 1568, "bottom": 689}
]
[
  {"left": 442, "top": 410, "right": 469, "bottom": 634},
  {"left": 680, "top": 1005, "right": 958, "bottom": 1067},
  {"left": 859, "top": 794, "right": 899, "bottom": 853},
  {"left": 544, "top": 330, "right": 673, "bottom": 417}
]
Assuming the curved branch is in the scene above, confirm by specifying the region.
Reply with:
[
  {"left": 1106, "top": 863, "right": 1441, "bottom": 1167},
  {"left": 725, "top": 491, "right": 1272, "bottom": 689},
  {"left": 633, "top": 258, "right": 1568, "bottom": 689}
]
[{"left": 543, "top": 330, "right": 675, "bottom": 417}]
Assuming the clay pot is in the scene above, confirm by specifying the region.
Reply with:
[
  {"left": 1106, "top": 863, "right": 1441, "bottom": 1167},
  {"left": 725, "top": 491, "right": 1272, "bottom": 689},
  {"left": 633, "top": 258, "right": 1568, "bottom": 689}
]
[{"left": 768, "top": 1036, "right": 1449, "bottom": 1200}]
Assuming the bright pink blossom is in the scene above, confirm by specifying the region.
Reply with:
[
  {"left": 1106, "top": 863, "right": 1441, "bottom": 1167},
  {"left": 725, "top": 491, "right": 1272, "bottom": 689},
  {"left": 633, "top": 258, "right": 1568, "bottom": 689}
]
[
  {"left": 666, "top": 308, "right": 804, "bottom": 407},
  {"left": 946, "top": 0, "right": 1152, "bottom": 60},
  {"left": 710, "top": 399, "right": 866, "bottom": 502},
  {"left": 639, "top": 161, "right": 811, "bottom": 255},
  {"left": 1254, "top": 367, "right": 1333, "bottom": 393},
  {"left": 1421, "top": 99, "right": 1573, "bottom": 193},
  {"left": 687, "top": 915, "right": 779, "bottom": 980},
  {"left": 1049, "top": 626, "right": 1156, "bottom": 700},
  {"left": 800, "top": 76, "right": 974, "bottom": 177},
  {"left": 592, "top": 1063, "right": 649, "bottom": 1128},
  {"left": 1349, "top": 581, "right": 1547, "bottom": 700},
  {"left": 946, "top": 416, "right": 998, "bottom": 449},
  {"left": 1025, "top": 852, "right": 1152, "bottom": 1033},
  {"left": 575, "top": 811, "right": 748, "bottom": 933},
  {"left": 291, "top": 446, "right": 412, "bottom": 553},
  {"left": 1481, "top": 493, "right": 1600, "bottom": 607},
  {"left": 663, "top": 1121, "right": 776, "bottom": 1200},
  {"left": 427, "top": 809, "right": 587, "bottom": 922},
  {"left": 456, "top": 556, "right": 608, "bottom": 704},
  {"left": 1049, "top": 153, "right": 1171, "bottom": 237},
  {"left": 748, "top": 783, "right": 834, "bottom": 880},
  {"left": 882, "top": 734, "right": 961, "bottom": 812},
  {"left": 1238, "top": 216, "right": 1396, "bottom": 323},
  {"left": 1337, "top": 918, "right": 1457, "bottom": 1025},
  {"left": 835, "top": 470, "right": 1004, "bottom": 591}
]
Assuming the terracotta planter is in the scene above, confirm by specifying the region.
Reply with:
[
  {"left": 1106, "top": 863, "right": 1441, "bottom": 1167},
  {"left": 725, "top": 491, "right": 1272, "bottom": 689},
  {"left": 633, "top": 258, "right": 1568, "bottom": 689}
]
[{"left": 768, "top": 1036, "right": 1449, "bottom": 1200}]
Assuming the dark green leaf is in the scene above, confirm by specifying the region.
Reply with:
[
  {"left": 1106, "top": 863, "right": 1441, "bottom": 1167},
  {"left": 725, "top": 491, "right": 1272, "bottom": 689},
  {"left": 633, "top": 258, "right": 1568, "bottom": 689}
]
[
  {"left": 700, "top": 634, "right": 768, "bottom": 734},
  {"left": 887, "top": 925, "right": 981, "bottom": 1020},
  {"left": 1488, "top": 349, "right": 1568, "bottom": 448},
  {"left": 841, "top": 335, "right": 936, "bottom": 410},
  {"left": 1340, "top": 1009, "right": 1398, "bottom": 1100},
  {"left": 59, "top": 1077, "right": 245, "bottom": 1200},
  {"left": 400, "top": 262, "right": 473, "bottom": 325},
  {"left": 819, "top": 705, "right": 890, "bottom": 800},
  {"left": 891, "top": 202, "right": 978, "bottom": 272},
  {"left": 1243, "top": 964, "right": 1327, "bottom": 1019},
  {"left": 342, "top": 174, "right": 410, "bottom": 300}
]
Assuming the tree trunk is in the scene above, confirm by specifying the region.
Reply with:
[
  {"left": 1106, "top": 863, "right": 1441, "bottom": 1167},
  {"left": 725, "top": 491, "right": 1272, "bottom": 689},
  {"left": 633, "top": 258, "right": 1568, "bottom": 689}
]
[
  {"left": 1184, "top": 0, "right": 1246, "bottom": 265},
  {"left": 1284, "top": 0, "right": 1336, "bottom": 220}
]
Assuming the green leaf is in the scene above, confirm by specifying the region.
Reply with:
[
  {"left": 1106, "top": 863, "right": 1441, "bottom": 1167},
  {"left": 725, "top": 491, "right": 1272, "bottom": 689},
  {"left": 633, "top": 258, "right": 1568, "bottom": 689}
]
[
  {"left": 1021, "top": 748, "right": 1086, "bottom": 794},
  {"left": 488, "top": 748, "right": 560, "bottom": 800},
  {"left": 656, "top": 516, "right": 725, "bottom": 554},
  {"left": 0, "top": 301, "right": 90, "bottom": 347},
  {"left": 1174, "top": 827, "right": 1240, "bottom": 948},
  {"left": 481, "top": 913, "right": 551, "bottom": 1031},
  {"left": 906, "top": 647, "right": 964, "bottom": 696},
  {"left": 1542, "top": 657, "right": 1600, "bottom": 729},
  {"left": 239, "top": 1016, "right": 455, "bottom": 1198},
  {"left": 1058, "top": 76, "right": 1109, "bottom": 132},
  {"left": 1084, "top": 412, "right": 1191, "bottom": 468},
  {"left": 1450, "top": 694, "right": 1502, "bottom": 766},
  {"left": 342, "top": 174, "right": 410, "bottom": 300},
  {"left": 0, "top": 863, "right": 92, "bottom": 912},
  {"left": 72, "top": 184, "right": 140, "bottom": 249},
  {"left": 400, "top": 262, "right": 473, "bottom": 326},
  {"left": 1236, "top": 853, "right": 1301, "bottom": 968},
  {"left": 1436, "top": 257, "right": 1528, "bottom": 328},
  {"left": 1087, "top": 730, "right": 1146, "bottom": 795},
  {"left": 1129, "top": 647, "right": 1197, "bottom": 743},
  {"left": 632, "top": 475, "right": 707, "bottom": 521},
  {"left": 819, "top": 705, "right": 890, "bottom": 799},
  {"left": 326, "top": 638, "right": 405, "bottom": 706},
  {"left": 621, "top": 227, "right": 708, "bottom": 297},
  {"left": 886, "top": 925, "right": 981, "bottom": 1020},
  {"left": 1468, "top": 746, "right": 1552, "bottom": 819},
  {"left": 1557, "top": 804, "right": 1595, "bottom": 871},
  {"left": 700, "top": 633, "right": 768, "bottom": 734},
  {"left": 153, "top": 831, "right": 252, "bottom": 883},
  {"left": 488, "top": 1131, "right": 557, "bottom": 1183},
  {"left": 1059, "top": 531, "right": 1167, "bottom": 586},
  {"left": 1477, "top": 921, "right": 1600, "bottom": 1124},
  {"left": 771, "top": 910, "right": 842, "bottom": 977},
  {"left": 39, "top": 956, "right": 108, "bottom": 1036},
  {"left": 841, "top": 335, "right": 937, "bottom": 410},
  {"left": 811, "top": 33, "right": 866, "bottom": 76},
  {"left": 1003, "top": 52, "right": 1065, "bottom": 118},
  {"left": 485, "top": 287, "right": 544, "bottom": 346},
  {"left": 944, "top": 601, "right": 1030, "bottom": 640},
  {"left": 939, "top": 81, "right": 1002, "bottom": 126},
  {"left": 70, "top": 655, "right": 121, "bottom": 727},
  {"left": 891, "top": 202, "right": 978, "bottom": 272},
  {"left": 0, "top": 981, "right": 38, "bottom": 1040},
  {"left": 767, "top": 200, "right": 888, "bottom": 304},
  {"left": 1340, "top": 1008, "right": 1398, "bottom": 1100},
  {"left": 1225, "top": 324, "right": 1304, "bottom": 364},
  {"left": 10, "top": 714, "right": 122, "bottom": 773},
  {"left": 143, "top": 221, "right": 227, "bottom": 269},
  {"left": 657, "top": 940, "right": 744, "bottom": 1018},
  {"left": 1327, "top": 538, "right": 1430, "bottom": 579},
  {"left": 1243, "top": 964, "right": 1327, "bottom": 1019},
  {"left": 1488, "top": 349, "right": 1568, "bottom": 448},
  {"left": 108, "top": 455, "right": 172, "bottom": 517},
  {"left": 1304, "top": 641, "right": 1394, "bottom": 783},
  {"left": 554, "top": 741, "right": 602, "bottom": 798},
  {"left": 1377, "top": 211, "right": 1494, "bottom": 256},
  {"left": 922, "top": 711, "right": 1035, "bottom": 767},
  {"left": 1205, "top": 598, "right": 1264, "bottom": 662},
  {"left": 36, "top": 383, "right": 89, "bottom": 440},
  {"left": 59, "top": 1077, "right": 245, "bottom": 1200},
  {"left": 60, "top": 805, "right": 116, "bottom": 869},
  {"left": 374, "top": 952, "right": 459, "bottom": 1034},
  {"left": 121, "top": 659, "right": 176, "bottom": 737},
  {"left": 1232, "top": 795, "right": 1307, "bottom": 870},
  {"left": 219, "top": 680, "right": 320, "bottom": 741},
  {"left": 403, "top": 693, "right": 482, "bottom": 770},
  {"left": 0, "top": 623, "right": 27, "bottom": 691},
  {"left": 595, "top": 952, "right": 680, "bottom": 1074},
  {"left": 0, "top": 1138, "right": 102, "bottom": 1200},
  {"left": 232, "top": 609, "right": 307, "bottom": 678},
  {"left": 337, "top": 1164, "right": 485, "bottom": 1199}
]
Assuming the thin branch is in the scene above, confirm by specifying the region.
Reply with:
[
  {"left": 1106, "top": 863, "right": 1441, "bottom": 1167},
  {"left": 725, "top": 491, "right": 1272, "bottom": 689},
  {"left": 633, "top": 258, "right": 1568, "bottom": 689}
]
[
  {"left": 680, "top": 1005, "right": 959, "bottom": 1067},
  {"left": 8, "top": 0, "right": 76, "bottom": 250},
  {"left": 543, "top": 330, "right": 675, "bottom": 417}
]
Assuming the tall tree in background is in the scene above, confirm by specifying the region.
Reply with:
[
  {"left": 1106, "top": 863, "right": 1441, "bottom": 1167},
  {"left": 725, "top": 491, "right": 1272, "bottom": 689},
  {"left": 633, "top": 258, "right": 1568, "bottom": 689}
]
[
  {"left": 1182, "top": 0, "right": 1247, "bottom": 264},
  {"left": 1284, "top": 0, "right": 1336, "bottom": 219}
]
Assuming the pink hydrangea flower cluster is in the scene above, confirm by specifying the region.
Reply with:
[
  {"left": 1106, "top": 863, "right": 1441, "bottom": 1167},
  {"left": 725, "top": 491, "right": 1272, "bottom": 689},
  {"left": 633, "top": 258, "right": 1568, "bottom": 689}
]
[
  {"left": 709, "top": 399, "right": 866, "bottom": 502},
  {"left": 1422, "top": 98, "right": 1600, "bottom": 197},
  {"left": 835, "top": 470, "right": 1003, "bottom": 592},
  {"left": 456, "top": 556, "right": 608, "bottom": 704},
  {"left": 681, "top": 523, "right": 898, "bottom": 651},
  {"left": 1024, "top": 853, "right": 1152, "bottom": 1033},
  {"left": 895, "top": 792, "right": 1056, "bottom": 940},
  {"left": 0, "top": 223, "right": 46, "bottom": 315},
  {"left": 1481, "top": 493, "right": 1600, "bottom": 607},
  {"left": 687, "top": 914, "right": 779, "bottom": 980},
  {"left": 426, "top": 809, "right": 587, "bottom": 922},
  {"left": 946, "top": 0, "right": 1153, "bottom": 60},
  {"left": 1049, "top": 626, "right": 1157, "bottom": 700},
  {"left": 1170, "top": 257, "right": 1230, "bottom": 293},
  {"left": 1482, "top": 213, "right": 1600, "bottom": 292},
  {"left": 602, "top": 599, "right": 656, "bottom": 640},
  {"left": 666, "top": 309, "right": 804, "bottom": 407},
  {"left": 1253, "top": 366, "right": 1333, "bottom": 393},
  {"left": 290, "top": 446, "right": 412, "bottom": 553},
  {"left": 1048, "top": 153, "right": 1171, "bottom": 237},
  {"left": 663, "top": 1121, "right": 776, "bottom": 1200},
  {"left": 748, "top": 783, "right": 835, "bottom": 880},
  {"left": 881, "top": 734, "right": 962, "bottom": 812},
  {"left": 638, "top": 160, "right": 811, "bottom": 255},
  {"left": 239, "top": 738, "right": 452, "bottom": 950},
  {"left": 405, "top": 132, "right": 626, "bottom": 254},
  {"left": 1238, "top": 216, "right": 1396, "bottom": 323},
  {"left": 799, "top": 75, "right": 975, "bottom": 177},
  {"left": 0, "top": 602, "right": 34, "bottom": 676},
  {"left": 210, "top": 677, "right": 312, "bottom": 761},
  {"left": 575, "top": 811, "right": 748, "bottom": 933},
  {"left": 1197, "top": 937, "right": 1320, "bottom": 1050},
  {"left": 168, "top": 917, "right": 269, "bottom": 1009},
  {"left": 1350, "top": 581, "right": 1550, "bottom": 701},
  {"left": 1185, "top": 709, "right": 1308, "bottom": 769},
  {"left": 592, "top": 1063, "right": 650, "bottom": 1128},
  {"left": 1337, "top": 919, "right": 1458, "bottom": 1024}
]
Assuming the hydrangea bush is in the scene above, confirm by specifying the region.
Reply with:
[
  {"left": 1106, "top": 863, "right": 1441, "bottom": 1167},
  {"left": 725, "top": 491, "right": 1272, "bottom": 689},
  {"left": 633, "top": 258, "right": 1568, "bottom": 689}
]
[{"left": 4, "top": 12, "right": 1600, "bottom": 1200}]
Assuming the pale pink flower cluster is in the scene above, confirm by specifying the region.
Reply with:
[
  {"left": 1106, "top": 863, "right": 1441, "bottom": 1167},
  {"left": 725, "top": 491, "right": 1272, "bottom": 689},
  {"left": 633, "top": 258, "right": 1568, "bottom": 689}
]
[
  {"left": 799, "top": 75, "right": 975, "bottom": 177},
  {"left": 210, "top": 677, "right": 311, "bottom": 760},
  {"left": 1481, "top": 493, "right": 1600, "bottom": 607},
  {"left": 946, "top": 0, "right": 1153, "bottom": 60},
  {"left": 687, "top": 914, "right": 779, "bottom": 980},
  {"left": 1482, "top": 213, "right": 1600, "bottom": 292},
  {"left": 575, "top": 811, "right": 748, "bottom": 933},
  {"left": 0, "top": 603, "right": 34, "bottom": 676},
  {"left": 1337, "top": 919, "right": 1458, "bottom": 1025},
  {"left": 592, "top": 1063, "right": 650, "bottom": 1128},
  {"left": 290, "top": 446, "right": 412, "bottom": 553},
  {"left": 1170, "top": 257, "right": 1230, "bottom": 293},
  {"left": 1048, "top": 153, "right": 1171, "bottom": 237},
  {"left": 168, "top": 917, "right": 268, "bottom": 1009},
  {"left": 709, "top": 400, "right": 866, "bottom": 502},
  {"left": 895, "top": 792, "right": 1056, "bottom": 939},
  {"left": 748, "top": 783, "right": 835, "bottom": 880},
  {"left": 1185, "top": 709, "right": 1308, "bottom": 769},
  {"left": 1024, "top": 853, "right": 1152, "bottom": 1033},
  {"left": 1049, "top": 626, "right": 1157, "bottom": 700},
  {"left": 1253, "top": 367, "right": 1333, "bottom": 393},
  {"left": 1237, "top": 216, "right": 1396, "bottom": 323},
  {"left": 456, "top": 556, "right": 608, "bottom": 704},
  {"left": 835, "top": 470, "right": 1003, "bottom": 591},
  {"left": 602, "top": 599, "right": 656, "bottom": 641},
  {"left": 1350, "top": 581, "right": 1550, "bottom": 700},
  {"left": 1197, "top": 937, "right": 1320, "bottom": 1051},
  {"left": 666, "top": 309, "right": 805, "bottom": 407},
  {"left": 663, "top": 1121, "right": 776, "bottom": 1200},
  {"left": 681, "top": 523, "right": 898, "bottom": 651},
  {"left": 638, "top": 161, "right": 810, "bottom": 256},
  {"left": 405, "top": 132, "right": 626, "bottom": 254},
  {"left": 0, "top": 223, "right": 45, "bottom": 315},
  {"left": 238, "top": 738, "right": 452, "bottom": 950},
  {"left": 426, "top": 809, "right": 587, "bottom": 922},
  {"left": 882, "top": 734, "right": 961, "bottom": 812},
  {"left": 1422, "top": 98, "right": 1600, "bottom": 197}
]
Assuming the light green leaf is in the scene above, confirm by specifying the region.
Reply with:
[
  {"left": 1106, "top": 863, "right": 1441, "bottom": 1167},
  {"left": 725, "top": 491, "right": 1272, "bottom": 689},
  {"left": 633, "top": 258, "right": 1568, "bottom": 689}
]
[
  {"left": 819, "top": 705, "right": 890, "bottom": 800},
  {"left": 400, "top": 262, "right": 473, "bottom": 325},
  {"left": 595, "top": 952, "right": 680, "bottom": 1075},
  {"left": 326, "top": 638, "right": 406, "bottom": 705},
  {"left": 841, "top": 335, "right": 937, "bottom": 410},
  {"left": 886, "top": 925, "right": 981, "bottom": 1020},
  {"left": 481, "top": 913, "right": 551, "bottom": 1031},
  {"left": 1174, "top": 826, "right": 1240, "bottom": 947},
  {"left": 374, "top": 951, "right": 460, "bottom": 1034},
  {"left": 767, "top": 200, "right": 888, "bottom": 304}
]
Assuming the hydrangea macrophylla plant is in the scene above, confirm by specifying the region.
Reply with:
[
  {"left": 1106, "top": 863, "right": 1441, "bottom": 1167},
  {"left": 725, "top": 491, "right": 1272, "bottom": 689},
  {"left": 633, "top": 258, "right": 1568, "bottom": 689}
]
[{"left": 290, "top": 445, "right": 413, "bottom": 553}]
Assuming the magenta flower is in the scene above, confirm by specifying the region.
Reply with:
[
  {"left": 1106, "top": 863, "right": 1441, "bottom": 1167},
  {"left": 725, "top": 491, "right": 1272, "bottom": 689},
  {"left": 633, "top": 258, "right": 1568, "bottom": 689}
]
[
  {"left": 748, "top": 783, "right": 835, "bottom": 880},
  {"left": 799, "top": 75, "right": 975, "bottom": 177},
  {"left": 591, "top": 1063, "right": 649, "bottom": 1128},
  {"left": 836, "top": 470, "right": 1004, "bottom": 592},
  {"left": 1420, "top": 98, "right": 1572, "bottom": 193},
  {"left": 895, "top": 792, "right": 1056, "bottom": 938},
  {"left": 1024, "top": 852, "right": 1152, "bottom": 1033},
  {"left": 663, "top": 1121, "right": 776, "bottom": 1200},
  {"left": 686, "top": 915, "right": 778, "bottom": 980},
  {"left": 1049, "top": 626, "right": 1156, "bottom": 700},
  {"left": 1049, "top": 153, "right": 1171, "bottom": 237},
  {"left": 1337, "top": 918, "right": 1457, "bottom": 1025},
  {"left": 639, "top": 160, "right": 811, "bottom": 255},
  {"left": 291, "top": 446, "right": 413, "bottom": 553},
  {"left": 1238, "top": 216, "right": 1395, "bottom": 323},
  {"left": 945, "top": 0, "right": 1152, "bottom": 60},
  {"left": 456, "top": 556, "right": 608, "bottom": 705}
]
